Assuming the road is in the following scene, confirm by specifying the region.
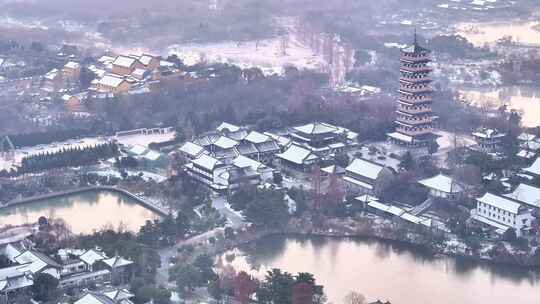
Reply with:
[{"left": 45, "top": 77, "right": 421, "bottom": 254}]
[
  {"left": 156, "top": 195, "right": 247, "bottom": 287},
  {"left": 211, "top": 195, "right": 247, "bottom": 229}
]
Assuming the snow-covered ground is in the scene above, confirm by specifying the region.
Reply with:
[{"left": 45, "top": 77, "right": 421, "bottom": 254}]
[
  {"left": 0, "top": 131, "right": 176, "bottom": 172},
  {"left": 0, "top": 137, "right": 108, "bottom": 172},
  {"left": 115, "top": 132, "right": 176, "bottom": 148},
  {"left": 88, "top": 167, "right": 168, "bottom": 183},
  {"left": 167, "top": 35, "right": 326, "bottom": 75},
  {"left": 435, "top": 130, "right": 477, "bottom": 152}
]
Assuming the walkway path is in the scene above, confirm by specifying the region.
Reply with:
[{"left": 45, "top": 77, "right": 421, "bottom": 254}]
[{"left": 211, "top": 196, "right": 246, "bottom": 229}]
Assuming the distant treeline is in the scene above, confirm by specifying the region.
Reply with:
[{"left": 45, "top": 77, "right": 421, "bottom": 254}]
[
  {"left": 0, "top": 143, "right": 119, "bottom": 177},
  {"left": 7, "top": 129, "right": 97, "bottom": 148}
]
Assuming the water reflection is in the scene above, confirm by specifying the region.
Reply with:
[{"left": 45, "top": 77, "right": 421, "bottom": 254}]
[
  {"left": 0, "top": 190, "right": 160, "bottom": 234},
  {"left": 460, "top": 86, "right": 540, "bottom": 128},
  {"left": 220, "top": 235, "right": 540, "bottom": 304},
  {"left": 456, "top": 21, "right": 540, "bottom": 47}
]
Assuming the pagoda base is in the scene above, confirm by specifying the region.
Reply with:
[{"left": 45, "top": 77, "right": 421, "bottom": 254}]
[{"left": 387, "top": 131, "right": 438, "bottom": 147}]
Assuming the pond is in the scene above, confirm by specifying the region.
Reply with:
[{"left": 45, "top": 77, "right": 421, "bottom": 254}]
[
  {"left": 219, "top": 235, "right": 540, "bottom": 304},
  {"left": 460, "top": 86, "right": 540, "bottom": 128},
  {"left": 0, "top": 190, "right": 161, "bottom": 234},
  {"left": 456, "top": 21, "right": 540, "bottom": 47}
]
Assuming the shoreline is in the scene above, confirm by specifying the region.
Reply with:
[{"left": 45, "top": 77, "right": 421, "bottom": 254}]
[
  {"left": 291, "top": 231, "right": 540, "bottom": 269},
  {"left": 2, "top": 188, "right": 537, "bottom": 269},
  {"left": 1, "top": 186, "right": 168, "bottom": 217},
  {"left": 210, "top": 227, "right": 540, "bottom": 270}
]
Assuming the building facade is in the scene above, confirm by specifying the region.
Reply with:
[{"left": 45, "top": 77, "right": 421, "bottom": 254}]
[
  {"left": 387, "top": 34, "right": 436, "bottom": 147},
  {"left": 343, "top": 158, "right": 394, "bottom": 195},
  {"left": 472, "top": 193, "right": 534, "bottom": 236},
  {"left": 418, "top": 174, "right": 464, "bottom": 201},
  {"left": 472, "top": 128, "right": 506, "bottom": 153}
]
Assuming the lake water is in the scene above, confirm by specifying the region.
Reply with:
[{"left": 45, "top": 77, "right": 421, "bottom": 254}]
[
  {"left": 456, "top": 21, "right": 540, "bottom": 47},
  {"left": 0, "top": 190, "right": 160, "bottom": 234},
  {"left": 460, "top": 86, "right": 540, "bottom": 128},
  {"left": 219, "top": 235, "right": 540, "bottom": 304}
]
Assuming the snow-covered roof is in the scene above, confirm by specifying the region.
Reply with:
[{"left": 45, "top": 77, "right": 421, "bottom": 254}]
[
  {"left": 138, "top": 54, "right": 155, "bottom": 66},
  {"left": 321, "top": 165, "right": 345, "bottom": 175},
  {"left": 293, "top": 122, "right": 338, "bottom": 135},
  {"left": 343, "top": 176, "right": 374, "bottom": 190},
  {"left": 0, "top": 264, "right": 33, "bottom": 292},
  {"left": 518, "top": 133, "right": 537, "bottom": 142},
  {"left": 79, "top": 249, "right": 106, "bottom": 266},
  {"left": 367, "top": 200, "right": 392, "bottom": 212},
  {"left": 104, "top": 289, "right": 134, "bottom": 301},
  {"left": 524, "top": 140, "right": 540, "bottom": 152},
  {"left": 44, "top": 68, "right": 59, "bottom": 80},
  {"left": 213, "top": 136, "right": 238, "bottom": 149},
  {"left": 477, "top": 193, "right": 522, "bottom": 214},
  {"left": 400, "top": 212, "right": 432, "bottom": 227},
  {"left": 131, "top": 68, "right": 146, "bottom": 79},
  {"left": 64, "top": 61, "right": 80, "bottom": 69},
  {"left": 14, "top": 250, "right": 61, "bottom": 272},
  {"left": 75, "top": 293, "right": 116, "bottom": 304},
  {"left": 418, "top": 174, "right": 463, "bottom": 193},
  {"left": 504, "top": 183, "right": 540, "bottom": 208},
  {"left": 98, "top": 75, "right": 126, "bottom": 88},
  {"left": 524, "top": 158, "right": 540, "bottom": 176},
  {"left": 236, "top": 142, "right": 258, "bottom": 155},
  {"left": 346, "top": 158, "right": 384, "bottom": 180},
  {"left": 88, "top": 65, "right": 106, "bottom": 77},
  {"left": 214, "top": 165, "right": 258, "bottom": 183},
  {"left": 216, "top": 122, "right": 240, "bottom": 133},
  {"left": 102, "top": 256, "right": 133, "bottom": 268},
  {"left": 402, "top": 41, "right": 430, "bottom": 54},
  {"left": 0, "top": 243, "right": 25, "bottom": 261},
  {"left": 97, "top": 55, "right": 116, "bottom": 64},
  {"left": 113, "top": 55, "right": 137, "bottom": 68},
  {"left": 387, "top": 132, "right": 414, "bottom": 143},
  {"left": 193, "top": 154, "right": 223, "bottom": 171},
  {"left": 62, "top": 94, "right": 73, "bottom": 101},
  {"left": 233, "top": 155, "right": 264, "bottom": 171},
  {"left": 276, "top": 144, "right": 318, "bottom": 165},
  {"left": 244, "top": 131, "right": 271, "bottom": 144},
  {"left": 517, "top": 149, "right": 536, "bottom": 159},
  {"left": 179, "top": 142, "right": 205, "bottom": 157},
  {"left": 366, "top": 199, "right": 431, "bottom": 227},
  {"left": 160, "top": 60, "right": 175, "bottom": 67},
  {"left": 143, "top": 150, "right": 162, "bottom": 161},
  {"left": 264, "top": 132, "right": 292, "bottom": 147},
  {"left": 128, "top": 145, "right": 147, "bottom": 156},
  {"left": 472, "top": 128, "right": 506, "bottom": 139},
  {"left": 355, "top": 194, "right": 379, "bottom": 203}
]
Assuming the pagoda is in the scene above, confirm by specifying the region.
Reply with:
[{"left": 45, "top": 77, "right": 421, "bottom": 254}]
[{"left": 387, "top": 33, "right": 436, "bottom": 147}]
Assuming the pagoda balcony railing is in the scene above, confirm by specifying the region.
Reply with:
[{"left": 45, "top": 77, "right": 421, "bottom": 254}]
[
  {"left": 401, "top": 53, "right": 432, "bottom": 62},
  {"left": 396, "top": 126, "right": 433, "bottom": 136},
  {"left": 400, "top": 66, "right": 433, "bottom": 73},
  {"left": 400, "top": 76, "right": 432, "bottom": 83},
  {"left": 396, "top": 116, "right": 432, "bottom": 125},
  {"left": 398, "top": 96, "right": 432, "bottom": 103},
  {"left": 397, "top": 107, "right": 432, "bottom": 115},
  {"left": 399, "top": 86, "right": 434, "bottom": 94}
]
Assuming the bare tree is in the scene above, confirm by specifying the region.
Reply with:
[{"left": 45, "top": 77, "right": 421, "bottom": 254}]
[{"left": 343, "top": 291, "right": 366, "bottom": 304}]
